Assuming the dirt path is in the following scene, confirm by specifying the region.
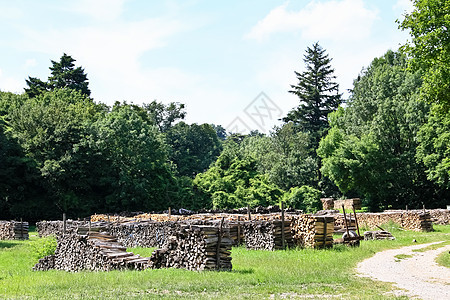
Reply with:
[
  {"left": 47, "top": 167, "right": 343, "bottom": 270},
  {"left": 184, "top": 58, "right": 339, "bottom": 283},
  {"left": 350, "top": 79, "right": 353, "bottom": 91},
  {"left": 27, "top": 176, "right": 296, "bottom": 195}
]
[{"left": 356, "top": 241, "right": 450, "bottom": 300}]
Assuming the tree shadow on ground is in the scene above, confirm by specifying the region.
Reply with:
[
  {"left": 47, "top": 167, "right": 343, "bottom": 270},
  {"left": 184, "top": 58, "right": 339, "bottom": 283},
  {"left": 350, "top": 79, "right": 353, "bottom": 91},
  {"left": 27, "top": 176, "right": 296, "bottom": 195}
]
[{"left": 0, "top": 241, "right": 19, "bottom": 249}]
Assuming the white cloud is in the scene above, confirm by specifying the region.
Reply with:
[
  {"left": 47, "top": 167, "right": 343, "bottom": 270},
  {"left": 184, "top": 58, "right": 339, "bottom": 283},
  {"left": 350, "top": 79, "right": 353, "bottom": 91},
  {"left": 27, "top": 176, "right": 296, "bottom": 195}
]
[
  {"left": 394, "top": 0, "right": 415, "bottom": 14},
  {"left": 64, "top": 0, "right": 127, "bottom": 22},
  {"left": 15, "top": 14, "right": 192, "bottom": 104},
  {"left": 245, "top": 0, "right": 378, "bottom": 42},
  {"left": 24, "top": 59, "right": 37, "bottom": 68},
  {"left": 0, "top": 68, "right": 23, "bottom": 93},
  {"left": 0, "top": 4, "right": 24, "bottom": 19}
]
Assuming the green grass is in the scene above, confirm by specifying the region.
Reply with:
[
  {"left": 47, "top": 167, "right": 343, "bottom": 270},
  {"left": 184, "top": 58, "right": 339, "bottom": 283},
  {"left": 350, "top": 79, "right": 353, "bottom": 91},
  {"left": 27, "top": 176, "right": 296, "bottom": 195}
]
[
  {"left": 126, "top": 246, "right": 156, "bottom": 258},
  {"left": 394, "top": 254, "right": 413, "bottom": 261},
  {"left": 436, "top": 247, "right": 450, "bottom": 268},
  {"left": 0, "top": 226, "right": 449, "bottom": 299},
  {"left": 411, "top": 240, "right": 450, "bottom": 252}
]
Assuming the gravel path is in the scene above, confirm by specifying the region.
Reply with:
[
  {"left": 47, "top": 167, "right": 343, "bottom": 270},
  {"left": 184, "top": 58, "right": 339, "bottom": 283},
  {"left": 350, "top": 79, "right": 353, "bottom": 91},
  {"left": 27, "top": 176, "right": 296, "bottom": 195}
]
[{"left": 356, "top": 241, "right": 450, "bottom": 300}]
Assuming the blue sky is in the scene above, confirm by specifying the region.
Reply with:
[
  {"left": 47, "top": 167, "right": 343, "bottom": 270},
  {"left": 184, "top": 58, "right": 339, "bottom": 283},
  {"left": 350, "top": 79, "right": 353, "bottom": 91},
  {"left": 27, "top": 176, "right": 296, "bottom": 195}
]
[{"left": 0, "top": 0, "right": 414, "bottom": 133}]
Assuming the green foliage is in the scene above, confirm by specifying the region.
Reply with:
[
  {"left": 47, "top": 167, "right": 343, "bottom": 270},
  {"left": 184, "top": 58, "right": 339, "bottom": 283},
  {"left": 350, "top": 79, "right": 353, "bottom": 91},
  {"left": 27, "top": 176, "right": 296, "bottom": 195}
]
[
  {"left": 142, "top": 100, "right": 186, "bottom": 132},
  {"left": 194, "top": 143, "right": 283, "bottom": 209},
  {"left": 399, "top": 0, "right": 450, "bottom": 105},
  {"left": 283, "top": 185, "right": 322, "bottom": 213},
  {"left": 171, "top": 176, "right": 212, "bottom": 210},
  {"left": 165, "top": 122, "right": 222, "bottom": 177},
  {"left": 416, "top": 103, "right": 450, "bottom": 188},
  {"left": 211, "top": 124, "right": 227, "bottom": 140},
  {"left": 399, "top": 1, "right": 450, "bottom": 190},
  {"left": 7, "top": 89, "right": 102, "bottom": 215},
  {"left": 238, "top": 123, "right": 317, "bottom": 190},
  {"left": 30, "top": 236, "right": 57, "bottom": 260},
  {"left": 25, "top": 53, "right": 90, "bottom": 98},
  {"left": 318, "top": 50, "right": 446, "bottom": 210},
  {"left": 87, "top": 104, "right": 175, "bottom": 212},
  {"left": 283, "top": 42, "right": 342, "bottom": 146}
]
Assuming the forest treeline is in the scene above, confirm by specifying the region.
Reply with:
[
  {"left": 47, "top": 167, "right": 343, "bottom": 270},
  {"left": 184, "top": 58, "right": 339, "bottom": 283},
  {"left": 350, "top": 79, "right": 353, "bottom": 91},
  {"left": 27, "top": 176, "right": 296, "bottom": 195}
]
[{"left": 1, "top": 0, "right": 449, "bottom": 221}]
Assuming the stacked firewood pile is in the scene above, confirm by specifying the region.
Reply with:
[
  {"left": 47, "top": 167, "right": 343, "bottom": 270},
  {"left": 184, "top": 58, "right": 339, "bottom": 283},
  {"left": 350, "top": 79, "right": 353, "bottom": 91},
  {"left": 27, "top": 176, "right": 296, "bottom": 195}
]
[
  {"left": 333, "top": 198, "right": 361, "bottom": 210},
  {"left": 290, "top": 215, "right": 334, "bottom": 248},
  {"left": 0, "top": 221, "right": 29, "bottom": 240},
  {"left": 228, "top": 221, "right": 245, "bottom": 245},
  {"left": 364, "top": 230, "right": 395, "bottom": 240},
  {"left": 333, "top": 214, "right": 356, "bottom": 233},
  {"left": 90, "top": 214, "right": 136, "bottom": 223},
  {"left": 320, "top": 198, "right": 334, "bottom": 210},
  {"left": 148, "top": 224, "right": 232, "bottom": 271},
  {"left": 429, "top": 209, "right": 450, "bottom": 225},
  {"left": 36, "top": 220, "right": 90, "bottom": 237},
  {"left": 356, "top": 212, "right": 433, "bottom": 232},
  {"left": 243, "top": 220, "right": 293, "bottom": 250},
  {"left": 34, "top": 231, "right": 149, "bottom": 272},
  {"left": 108, "top": 220, "right": 180, "bottom": 248}
]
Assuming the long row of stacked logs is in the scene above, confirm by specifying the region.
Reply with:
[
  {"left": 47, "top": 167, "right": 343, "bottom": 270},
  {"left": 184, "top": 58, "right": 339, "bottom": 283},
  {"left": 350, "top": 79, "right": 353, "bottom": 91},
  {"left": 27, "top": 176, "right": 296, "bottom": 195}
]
[
  {"left": 90, "top": 214, "right": 337, "bottom": 250},
  {"left": 36, "top": 220, "right": 90, "bottom": 237},
  {"left": 34, "top": 231, "right": 149, "bottom": 271},
  {"left": 108, "top": 220, "right": 179, "bottom": 248},
  {"left": 355, "top": 212, "right": 433, "bottom": 232},
  {"left": 34, "top": 222, "right": 233, "bottom": 272},
  {"left": 0, "top": 221, "right": 29, "bottom": 240}
]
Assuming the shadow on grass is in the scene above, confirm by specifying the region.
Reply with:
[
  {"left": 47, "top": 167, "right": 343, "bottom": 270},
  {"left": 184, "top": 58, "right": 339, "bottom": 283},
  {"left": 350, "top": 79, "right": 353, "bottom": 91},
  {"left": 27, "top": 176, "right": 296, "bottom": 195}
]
[
  {"left": 0, "top": 241, "right": 19, "bottom": 249},
  {"left": 231, "top": 268, "right": 254, "bottom": 274}
]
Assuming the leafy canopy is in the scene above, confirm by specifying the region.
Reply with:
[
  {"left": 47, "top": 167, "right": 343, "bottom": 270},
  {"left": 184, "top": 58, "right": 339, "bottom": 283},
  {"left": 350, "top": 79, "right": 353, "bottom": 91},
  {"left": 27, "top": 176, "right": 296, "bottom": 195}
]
[{"left": 25, "top": 53, "right": 90, "bottom": 98}]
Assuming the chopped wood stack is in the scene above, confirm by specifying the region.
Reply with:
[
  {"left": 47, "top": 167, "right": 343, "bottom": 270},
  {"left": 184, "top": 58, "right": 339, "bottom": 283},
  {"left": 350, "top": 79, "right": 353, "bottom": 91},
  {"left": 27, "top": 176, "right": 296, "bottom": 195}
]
[
  {"left": 148, "top": 224, "right": 232, "bottom": 271},
  {"left": 108, "top": 220, "right": 180, "bottom": 248},
  {"left": 243, "top": 220, "right": 293, "bottom": 250},
  {"left": 384, "top": 209, "right": 449, "bottom": 225},
  {"left": 429, "top": 209, "right": 450, "bottom": 225},
  {"left": 90, "top": 214, "right": 136, "bottom": 223},
  {"left": 290, "top": 215, "right": 334, "bottom": 248},
  {"left": 228, "top": 221, "right": 245, "bottom": 245},
  {"left": 33, "top": 232, "right": 149, "bottom": 272},
  {"left": 36, "top": 220, "right": 90, "bottom": 237},
  {"left": 356, "top": 212, "right": 433, "bottom": 232},
  {"left": 333, "top": 198, "right": 361, "bottom": 210},
  {"left": 0, "top": 221, "right": 29, "bottom": 240},
  {"left": 363, "top": 230, "right": 395, "bottom": 241},
  {"left": 333, "top": 215, "right": 357, "bottom": 234},
  {"left": 320, "top": 198, "right": 334, "bottom": 210}
]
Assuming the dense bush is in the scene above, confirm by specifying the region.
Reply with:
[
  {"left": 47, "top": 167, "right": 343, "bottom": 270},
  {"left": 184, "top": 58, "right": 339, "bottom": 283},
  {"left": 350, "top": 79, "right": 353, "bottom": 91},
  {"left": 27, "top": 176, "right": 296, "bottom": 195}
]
[{"left": 283, "top": 186, "right": 322, "bottom": 213}]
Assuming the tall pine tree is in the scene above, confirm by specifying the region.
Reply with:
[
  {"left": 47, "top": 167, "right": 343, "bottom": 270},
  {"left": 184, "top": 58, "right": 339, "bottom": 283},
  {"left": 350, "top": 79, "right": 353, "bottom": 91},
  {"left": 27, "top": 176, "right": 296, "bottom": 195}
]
[
  {"left": 283, "top": 43, "right": 341, "bottom": 193},
  {"left": 25, "top": 53, "right": 90, "bottom": 98},
  {"left": 283, "top": 42, "right": 341, "bottom": 147}
]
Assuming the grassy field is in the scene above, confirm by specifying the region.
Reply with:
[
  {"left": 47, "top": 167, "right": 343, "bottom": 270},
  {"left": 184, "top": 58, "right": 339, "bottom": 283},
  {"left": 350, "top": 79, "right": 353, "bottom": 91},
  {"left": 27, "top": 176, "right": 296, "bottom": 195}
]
[
  {"left": 0, "top": 225, "right": 449, "bottom": 299},
  {"left": 436, "top": 244, "right": 450, "bottom": 268}
]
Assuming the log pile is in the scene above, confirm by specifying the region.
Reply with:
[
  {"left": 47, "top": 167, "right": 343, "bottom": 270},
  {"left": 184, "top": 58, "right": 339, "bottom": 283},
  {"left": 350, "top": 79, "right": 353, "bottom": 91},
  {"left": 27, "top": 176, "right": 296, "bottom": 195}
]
[
  {"left": 228, "top": 221, "right": 245, "bottom": 245},
  {"left": 0, "top": 221, "right": 29, "bottom": 240},
  {"left": 108, "top": 220, "right": 180, "bottom": 248},
  {"left": 243, "top": 220, "right": 293, "bottom": 250},
  {"left": 36, "top": 220, "right": 90, "bottom": 237},
  {"left": 383, "top": 209, "right": 449, "bottom": 226},
  {"left": 356, "top": 212, "right": 433, "bottom": 232},
  {"left": 364, "top": 230, "right": 395, "bottom": 241},
  {"left": 148, "top": 224, "right": 232, "bottom": 271},
  {"left": 34, "top": 231, "right": 149, "bottom": 272},
  {"left": 290, "top": 215, "right": 334, "bottom": 248},
  {"left": 333, "top": 215, "right": 357, "bottom": 234},
  {"left": 429, "top": 209, "right": 450, "bottom": 225},
  {"left": 320, "top": 198, "right": 334, "bottom": 210},
  {"left": 333, "top": 198, "right": 361, "bottom": 211}
]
